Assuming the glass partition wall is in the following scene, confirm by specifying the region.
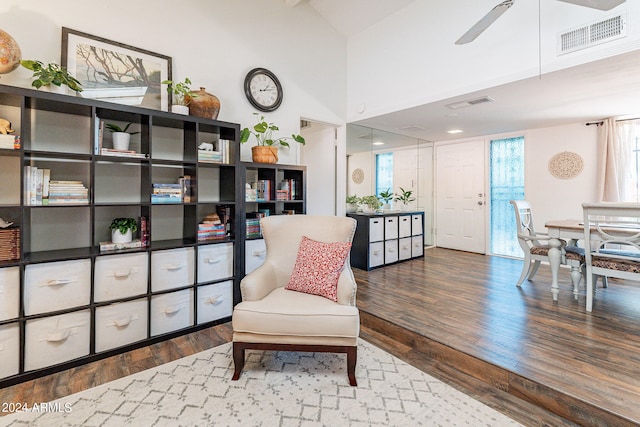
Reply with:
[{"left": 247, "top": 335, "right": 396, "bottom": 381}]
[{"left": 346, "top": 124, "right": 434, "bottom": 246}]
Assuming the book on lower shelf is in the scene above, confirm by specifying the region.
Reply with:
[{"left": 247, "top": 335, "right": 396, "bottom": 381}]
[
  {"left": 24, "top": 167, "right": 87, "bottom": 205},
  {"left": 0, "top": 134, "right": 19, "bottom": 150},
  {"left": 100, "top": 148, "right": 148, "bottom": 158},
  {"left": 198, "top": 212, "right": 226, "bottom": 241},
  {"left": 0, "top": 227, "right": 20, "bottom": 261},
  {"left": 100, "top": 239, "right": 143, "bottom": 252}
]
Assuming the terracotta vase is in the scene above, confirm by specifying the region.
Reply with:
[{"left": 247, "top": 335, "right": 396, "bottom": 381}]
[
  {"left": 252, "top": 146, "right": 278, "bottom": 164},
  {"left": 186, "top": 87, "right": 220, "bottom": 120}
]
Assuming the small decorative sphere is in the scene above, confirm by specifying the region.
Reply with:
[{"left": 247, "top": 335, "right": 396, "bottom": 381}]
[{"left": 0, "top": 29, "right": 21, "bottom": 74}]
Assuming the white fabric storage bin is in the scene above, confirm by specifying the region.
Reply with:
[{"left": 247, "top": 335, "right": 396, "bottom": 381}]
[
  {"left": 151, "top": 247, "right": 194, "bottom": 292},
  {"left": 399, "top": 215, "right": 412, "bottom": 238},
  {"left": 369, "top": 242, "right": 384, "bottom": 268},
  {"left": 412, "top": 214, "right": 423, "bottom": 236},
  {"left": 95, "top": 298, "right": 148, "bottom": 353},
  {"left": 384, "top": 216, "right": 398, "bottom": 240},
  {"left": 412, "top": 236, "right": 424, "bottom": 257},
  {"left": 0, "top": 323, "right": 19, "bottom": 379},
  {"left": 399, "top": 237, "right": 412, "bottom": 260},
  {"left": 24, "top": 259, "right": 91, "bottom": 315},
  {"left": 150, "top": 289, "right": 194, "bottom": 336},
  {"left": 197, "top": 281, "right": 233, "bottom": 324},
  {"left": 24, "top": 309, "right": 90, "bottom": 371},
  {"left": 0, "top": 267, "right": 20, "bottom": 321},
  {"left": 245, "top": 239, "right": 266, "bottom": 275},
  {"left": 385, "top": 239, "right": 399, "bottom": 264},
  {"left": 95, "top": 252, "right": 149, "bottom": 302},
  {"left": 369, "top": 218, "right": 384, "bottom": 242},
  {"left": 197, "top": 242, "right": 233, "bottom": 284}
]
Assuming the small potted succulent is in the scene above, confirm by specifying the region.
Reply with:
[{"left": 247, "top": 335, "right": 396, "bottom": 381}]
[
  {"left": 360, "top": 195, "right": 382, "bottom": 214},
  {"left": 240, "top": 113, "right": 305, "bottom": 164},
  {"left": 109, "top": 217, "right": 138, "bottom": 244},
  {"left": 346, "top": 194, "right": 360, "bottom": 213},
  {"left": 162, "top": 78, "right": 196, "bottom": 115},
  {"left": 20, "top": 60, "right": 83, "bottom": 93},
  {"left": 105, "top": 122, "right": 140, "bottom": 151}
]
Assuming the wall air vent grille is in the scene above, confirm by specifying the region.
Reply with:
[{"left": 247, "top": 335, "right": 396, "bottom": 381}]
[
  {"left": 445, "top": 96, "right": 494, "bottom": 110},
  {"left": 558, "top": 13, "right": 626, "bottom": 55}
]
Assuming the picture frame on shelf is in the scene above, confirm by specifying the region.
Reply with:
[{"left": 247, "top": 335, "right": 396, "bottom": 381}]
[{"left": 61, "top": 27, "right": 172, "bottom": 111}]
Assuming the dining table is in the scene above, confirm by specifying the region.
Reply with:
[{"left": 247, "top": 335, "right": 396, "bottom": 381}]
[{"left": 543, "top": 219, "right": 585, "bottom": 302}]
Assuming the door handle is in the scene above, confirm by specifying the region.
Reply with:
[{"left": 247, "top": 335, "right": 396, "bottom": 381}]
[{"left": 478, "top": 201, "right": 484, "bottom": 205}]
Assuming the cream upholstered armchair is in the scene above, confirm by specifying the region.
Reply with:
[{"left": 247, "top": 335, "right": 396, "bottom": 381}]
[{"left": 231, "top": 215, "right": 360, "bottom": 386}]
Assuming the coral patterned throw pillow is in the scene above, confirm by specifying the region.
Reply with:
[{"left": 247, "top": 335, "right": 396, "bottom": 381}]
[{"left": 285, "top": 236, "right": 352, "bottom": 302}]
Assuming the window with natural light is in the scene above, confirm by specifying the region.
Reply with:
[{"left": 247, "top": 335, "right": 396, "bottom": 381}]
[{"left": 375, "top": 153, "right": 393, "bottom": 198}]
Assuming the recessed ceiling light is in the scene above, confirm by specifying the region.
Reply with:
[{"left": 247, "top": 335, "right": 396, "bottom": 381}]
[
  {"left": 372, "top": 141, "right": 385, "bottom": 146},
  {"left": 447, "top": 129, "right": 464, "bottom": 134}
]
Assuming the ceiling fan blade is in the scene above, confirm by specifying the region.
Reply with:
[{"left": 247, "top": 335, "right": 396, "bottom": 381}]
[
  {"left": 455, "top": 0, "right": 515, "bottom": 45},
  {"left": 556, "top": 0, "right": 625, "bottom": 10}
]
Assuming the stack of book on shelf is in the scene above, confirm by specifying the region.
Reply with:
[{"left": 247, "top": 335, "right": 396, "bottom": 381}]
[
  {"left": 100, "top": 148, "right": 147, "bottom": 159},
  {"left": 198, "top": 213, "right": 226, "bottom": 241},
  {"left": 245, "top": 209, "right": 269, "bottom": 239},
  {"left": 48, "top": 180, "right": 89, "bottom": 205},
  {"left": 256, "top": 180, "right": 272, "bottom": 201},
  {"left": 0, "top": 227, "right": 20, "bottom": 261},
  {"left": 0, "top": 134, "right": 19, "bottom": 150},
  {"left": 278, "top": 179, "right": 297, "bottom": 200},
  {"left": 99, "top": 239, "right": 143, "bottom": 252},
  {"left": 151, "top": 183, "right": 182, "bottom": 204},
  {"left": 197, "top": 139, "right": 231, "bottom": 164}
]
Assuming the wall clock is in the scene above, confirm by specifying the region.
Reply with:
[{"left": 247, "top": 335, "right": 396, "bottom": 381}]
[{"left": 244, "top": 68, "right": 283, "bottom": 112}]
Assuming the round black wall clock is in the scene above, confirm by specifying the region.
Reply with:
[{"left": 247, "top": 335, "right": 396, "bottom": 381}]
[{"left": 244, "top": 68, "right": 283, "bottom": 112}]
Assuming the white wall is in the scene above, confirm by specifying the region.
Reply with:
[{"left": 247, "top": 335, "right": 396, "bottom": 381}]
[
  {"left": 300, "top": 121, "right": 337, "bottom": 215},
  {"left": 436, "top": 121, "right": 598, "bottom": 234},
  {"left": 347, "top": 0, "right": 640, "bottom": 122},
  {"left": 0, "top": 0, "right": 347, "bottom": 165}
]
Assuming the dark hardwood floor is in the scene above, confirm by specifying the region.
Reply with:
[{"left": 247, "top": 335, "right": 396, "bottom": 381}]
[{"left": 2, "top": 247, "right": 639, "bottom": 426}]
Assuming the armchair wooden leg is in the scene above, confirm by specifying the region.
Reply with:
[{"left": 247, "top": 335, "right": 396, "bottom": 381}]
[
  {"left": 347, "top": 346, "right": 357, "bottom": 386},
  {"left": 232, "top": 342, "right": 246, "bottom": 381}
]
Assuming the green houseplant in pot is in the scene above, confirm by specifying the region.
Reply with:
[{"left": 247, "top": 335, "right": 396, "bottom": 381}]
[
  {"left": 20, "top": 60, "right": 83, "bottom": 93},
  {"left": 394, "top": 187, "right": 415, "bottom": 210},
  {"left": 346, "top": 194, "right": 360, "bottom": 213},
  {"left": 379, "top": 189, "right": 393, "bottom": 210},
  {"left": 240, "top": 113, "right": 305, "bottom": 164},
  {"left": 105, "top": 122, "right": 140, "bottom": 151},
  {"left": 162, "top": 78, "right": 196, "bottom": 115},
  {"left": 360, "top": 195, "right": 381, "bottom": 214},
  {"left": 109, "top": 217, "right": 138, "bottom": 244}
]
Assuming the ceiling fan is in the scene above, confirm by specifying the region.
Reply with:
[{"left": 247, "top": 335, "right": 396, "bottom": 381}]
[{"left": 455, "top": 0, "right": 626, "bottom": 45}]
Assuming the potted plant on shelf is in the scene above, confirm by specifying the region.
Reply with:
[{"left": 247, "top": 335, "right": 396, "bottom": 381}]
[
  {"left": 346, "top": 194, "right": 360, "bottom": 213},
  {"left": 240, "top": 113, "right": 305, "bottom": 164},
  {"left": 105, "top": 122, "right": 140, "bottom": 151},
  {"left": 360, "top": 195, "right": 382, "bottom": 214},
  {"left": 109, "top": 217, "right": 138, "bottom": 244},
  {"left": 162, "top": 78, "right": 196, "bottom": 115},
  {"left": 19, "top": 60, "right": 83, "bottom": 93},
  {"left": 394, "top": 187, "right": 415, "bottom": 210},
  {"left": 379, "top": 189, "right": 393, "bottom": 210}
]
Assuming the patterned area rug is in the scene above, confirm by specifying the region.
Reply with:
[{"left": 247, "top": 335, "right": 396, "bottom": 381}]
[{"left": 1, "top": 340, "right": 521, "bottom": 426}]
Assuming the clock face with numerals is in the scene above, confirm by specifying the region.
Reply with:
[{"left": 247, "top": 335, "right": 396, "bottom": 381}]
[{"left": 244, "top": 68, "right": 283, "bottom": 112}]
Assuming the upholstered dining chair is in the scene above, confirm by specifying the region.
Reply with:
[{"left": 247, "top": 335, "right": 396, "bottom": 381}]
[
  {"left": 231, "top": 215, "right": 360, "bottom": 386},
  {"left": 510, "top": 200, "right": 585, "bottom": 296},
  {"left": 582, "top": 203, "right": 640, "bottom": 312}
]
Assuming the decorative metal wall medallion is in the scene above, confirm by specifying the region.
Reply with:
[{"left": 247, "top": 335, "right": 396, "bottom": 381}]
[
  {"left": 548, "top": 151, "right": 583, "bottom": 179},
  {"left": 352, "top": 168, "right": 364, "bottom": 184}
]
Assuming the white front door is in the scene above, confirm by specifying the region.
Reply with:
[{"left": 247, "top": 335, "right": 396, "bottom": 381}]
[
  {"left": 436, "top": 140, "right": 486, "bottom": 253},
  {"left": 300, "top": 121, "right": 337, "bottom": 215}
]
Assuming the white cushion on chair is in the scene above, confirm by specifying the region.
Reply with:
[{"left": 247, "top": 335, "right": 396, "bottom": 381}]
[{"left": 232, "top": 287, "right": 359, "bottom": 339}]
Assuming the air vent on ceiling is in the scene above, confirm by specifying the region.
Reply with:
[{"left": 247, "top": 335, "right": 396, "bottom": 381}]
[
  {"left": 558, "top": 12, "right": 626, "bottom": 55},
  {"left": 445, "top": 96, "right": 494, "bottom": 110}
]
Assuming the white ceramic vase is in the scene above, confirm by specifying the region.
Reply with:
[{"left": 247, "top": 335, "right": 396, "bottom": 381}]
[
  {"left": 112, "top": 229, "right": 132, "bottom": 244},
  {"left": 112, "top": 132, "right": 131, "bottom": 151},
  {"left": 171, "top": 104, "right": 189, "bottom": 115}
]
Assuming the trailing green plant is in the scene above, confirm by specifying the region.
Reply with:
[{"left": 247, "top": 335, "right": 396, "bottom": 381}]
[
  {"left": 240, "top": 113, "right": 305, "bottom": 147},
  {"left": 394, "top": 187, "right": 415, "bottom": 204},
  {"left": 162, "top": 78, "right": 196, "bottom": 106},
  {"left": 105, "top": 122, "right": 140, "bottom": 135},
  {"left": 346, "top": 194, "right": 360, "bottom": 204},
  {"left": 109, "top": 218, "right": 138, "bottom": 234},
  {"left": 20, "top": 60, "right": 83, "bottom": 92},
  {"left": 379, "top": 189, "right": 393, "bottom": 204},
  {"left": 360, "top": 195, "right": 382, "bottom": 210}
]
